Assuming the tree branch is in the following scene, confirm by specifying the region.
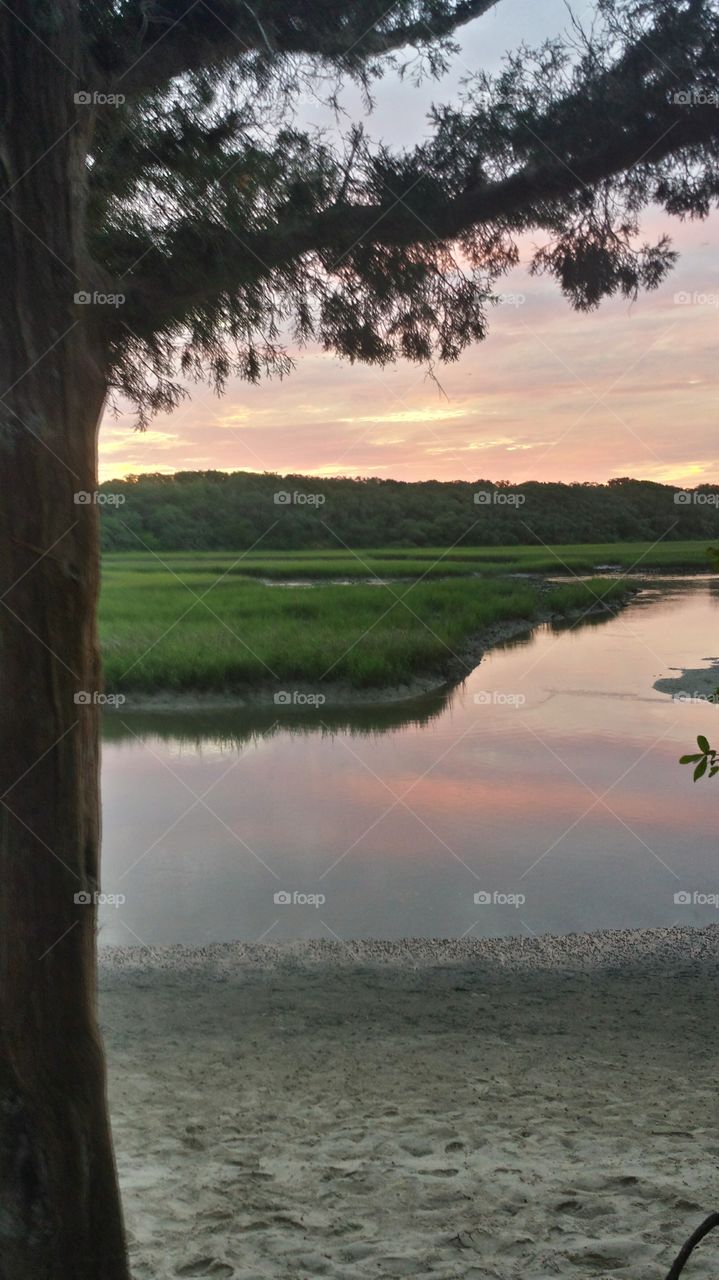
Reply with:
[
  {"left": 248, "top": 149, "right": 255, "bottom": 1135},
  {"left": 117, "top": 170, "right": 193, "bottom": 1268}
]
[
  {"left": 91, "top": 0, "right": 501, "bottom": 97},
  {"left": 665, "top": 1213, "right": 719, "bottom": 1280},
  {"left": 119, "top": 96, "right": 719, "bottom": 341}
]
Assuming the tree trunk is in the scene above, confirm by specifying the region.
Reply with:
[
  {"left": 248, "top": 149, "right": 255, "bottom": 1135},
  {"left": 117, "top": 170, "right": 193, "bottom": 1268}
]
[{"left": 0, "top": 4, "right": 130, "bottom": 1276}]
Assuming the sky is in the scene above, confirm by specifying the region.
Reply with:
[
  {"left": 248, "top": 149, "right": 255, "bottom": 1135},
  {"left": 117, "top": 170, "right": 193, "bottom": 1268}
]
[{"left": 99, "top": 0, "right": 718, "bottom": 488}]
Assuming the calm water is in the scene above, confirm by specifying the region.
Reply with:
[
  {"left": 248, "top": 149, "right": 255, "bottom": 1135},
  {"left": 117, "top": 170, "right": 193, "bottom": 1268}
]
[{"left": 100, "top": 578, "right": 719, "bottom": 945}]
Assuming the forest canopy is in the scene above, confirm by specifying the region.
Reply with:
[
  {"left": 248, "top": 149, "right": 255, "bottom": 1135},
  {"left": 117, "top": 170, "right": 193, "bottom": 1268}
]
[{"left": 99, "top": 471, "right": 719, "bottom": 550}]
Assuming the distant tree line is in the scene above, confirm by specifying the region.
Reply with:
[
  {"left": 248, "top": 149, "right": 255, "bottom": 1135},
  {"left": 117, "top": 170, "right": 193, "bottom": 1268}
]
[{"left": 99, "top": 472, "right": 719, "bottom": 551}]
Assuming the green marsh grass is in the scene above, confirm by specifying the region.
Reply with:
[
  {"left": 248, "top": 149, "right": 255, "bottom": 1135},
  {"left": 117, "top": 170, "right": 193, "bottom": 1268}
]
[
  {"left": 100, "top": 560, "right": 635, "bottom": 694},
  {"left": 103, "top": 539, "right": 712, "bottom": 581}
]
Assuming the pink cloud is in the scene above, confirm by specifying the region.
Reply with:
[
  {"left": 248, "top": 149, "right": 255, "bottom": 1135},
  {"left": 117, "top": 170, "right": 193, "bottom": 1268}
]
[{"left": 100, "top": 217, "right": 719, "bottom": 487}]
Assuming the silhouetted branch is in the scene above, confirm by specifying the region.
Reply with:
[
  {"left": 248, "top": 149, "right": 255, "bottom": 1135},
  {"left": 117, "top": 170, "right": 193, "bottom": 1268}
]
[{"left": 665, "top": 1213, "right": 719, "bottom": 1280}]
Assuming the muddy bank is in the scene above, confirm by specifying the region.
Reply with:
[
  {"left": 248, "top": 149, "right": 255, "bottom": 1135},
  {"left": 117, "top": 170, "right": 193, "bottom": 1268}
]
[{"left": 654, "top": 660, "right": 719, "bottom": 703}]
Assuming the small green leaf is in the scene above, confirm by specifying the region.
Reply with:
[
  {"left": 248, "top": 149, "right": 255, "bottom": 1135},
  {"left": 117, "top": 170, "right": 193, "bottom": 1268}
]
[
  {"left": 694, "top": 758, "right": 708, "bottom": 781},
  {"left": 680, "top": 754, "right": 703, "bottom": 764},
  {"left": 710, "top": 766, "right": 719, "bottom": 777},
  {"left": 697, "top": 735, "right": 711, "bottom": 754}
]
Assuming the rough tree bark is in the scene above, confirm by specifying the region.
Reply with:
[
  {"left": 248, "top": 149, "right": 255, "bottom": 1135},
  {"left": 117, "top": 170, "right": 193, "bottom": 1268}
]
[{"left": 0, "top": 3, "right": 129, "bottom": 1276}]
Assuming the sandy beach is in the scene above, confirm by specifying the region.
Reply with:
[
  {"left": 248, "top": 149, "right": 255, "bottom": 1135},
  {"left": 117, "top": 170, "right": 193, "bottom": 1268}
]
[{"left": 101, "top": 926, "right": 719, "bottom": 1280}]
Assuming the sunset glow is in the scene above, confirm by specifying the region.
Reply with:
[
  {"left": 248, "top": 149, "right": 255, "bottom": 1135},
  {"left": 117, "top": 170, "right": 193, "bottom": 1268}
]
[
  {"left": 100, "top": 244, "right": 718, "bottom": 487},
  {"left": 98, "top": 1, "right": 719, "bottom": 489}
]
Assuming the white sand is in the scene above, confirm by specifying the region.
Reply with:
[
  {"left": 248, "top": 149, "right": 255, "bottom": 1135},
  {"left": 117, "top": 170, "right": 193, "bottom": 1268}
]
[{"left": 101, "top": 926, "right": 719, "bottom": 1280}]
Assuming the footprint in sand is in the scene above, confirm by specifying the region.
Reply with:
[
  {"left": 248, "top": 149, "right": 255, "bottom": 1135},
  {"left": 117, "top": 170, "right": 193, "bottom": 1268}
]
[
  {"left": 176, "top": 1261, "right": 234, "bottom": 1278},
  {"left": 554, "top": 1200, "right": 606, "bottom": 1220}
]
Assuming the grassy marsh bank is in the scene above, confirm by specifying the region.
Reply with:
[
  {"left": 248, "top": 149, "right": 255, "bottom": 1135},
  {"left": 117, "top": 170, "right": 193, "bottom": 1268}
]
[
  {"left": 100, "top": 556, "right": 636, "bottom": 698},
  {"left": 103, "top": 538, "right": 712, "bottom": 581}
]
